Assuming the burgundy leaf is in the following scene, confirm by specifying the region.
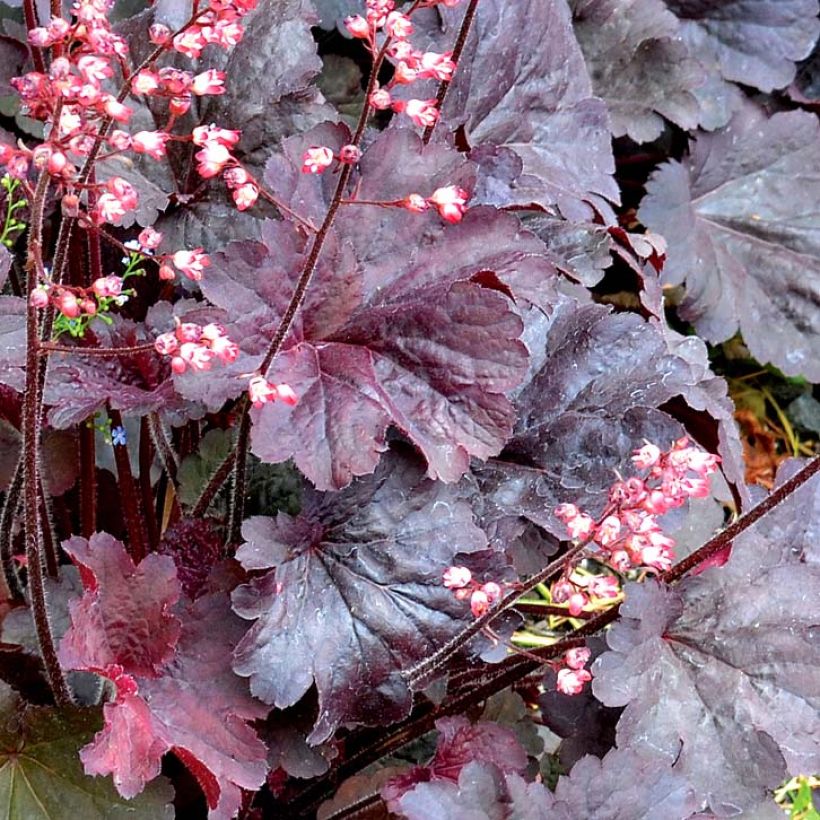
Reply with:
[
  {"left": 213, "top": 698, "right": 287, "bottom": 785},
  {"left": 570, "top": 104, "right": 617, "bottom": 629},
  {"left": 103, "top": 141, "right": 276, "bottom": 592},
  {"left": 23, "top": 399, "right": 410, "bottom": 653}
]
[
  {"left": 407, "top": 0, "right": 618, "bottom": 219},
  {"left": 383, "top": 716, "right": 528, "bottom": 810},
  {"left": 592, "top": 473, "right": 820, "bottom": 815},
  {"left": 571, "top": 0, "right": 705, "bottom": 142},
  {"left": 667, "top": 0, "right": 819, "bottom": 95},
  {"left": 64, "top": 591, "right": 269, "bottom": 819},
  {"left": 472, "top": 296, "right": 745, "bottom": 543},
  {"left": 640, "top": 105, "right": 820, "bottom": 380},
  {"left": 203, "top": 202, "right": 541, "bottom": 489},
  {"left": 231, "top": 449, "right": 491, "bottom": 742},
  {"left": 58, "top": 533, "right": 181, "bottom": 678},
  {"left": 545, "top": 748, "right": 699, "bottom": 819}
]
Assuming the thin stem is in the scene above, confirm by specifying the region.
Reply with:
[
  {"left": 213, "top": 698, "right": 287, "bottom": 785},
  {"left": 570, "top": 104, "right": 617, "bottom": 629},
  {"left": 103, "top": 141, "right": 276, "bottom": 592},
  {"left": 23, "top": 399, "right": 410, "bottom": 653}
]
[
  {"left": 191, "top": 449, "right": 236, "bottom": 518},
  {"left": 0, "top": 460, "right": 23, "bottom": 599},
  {"left": 39, "top": 341, "right": 158, "bottom": 357},
  {"left": 23, "top": 0, "right": 46, "bottom": 74},
  {"left": 108, "top": 407, "right": 147, "bottom": 563},
  {"left": 23, "top": 172, "right": 72, "bottom": 705},
  {"left": 422, "top": 0, "right": 479, "bottom": 145},
  {"left": 38, "top": 482, "right": 59, "bottom": 578},
  {"left": 255, "top": 181, "right": 318, "bottom": 233},
  {"left": 227, "top": 408, "right": 251, "bottom": 546},
  {"left": 147, "top": 412, "right": 179, "bottom": 485},
  {"left": 664, "top": 455, "right": 820, "bottom": 583}
]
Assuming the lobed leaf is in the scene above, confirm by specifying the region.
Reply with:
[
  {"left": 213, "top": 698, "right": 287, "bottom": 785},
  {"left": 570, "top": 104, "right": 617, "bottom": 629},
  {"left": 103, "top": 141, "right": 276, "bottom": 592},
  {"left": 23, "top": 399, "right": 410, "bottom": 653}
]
[
  {"left": 232, "top": 449, "right": 492, "bottom": 742},
  {"left": 592, "top": 468, "right": 820, "bottom": 813},
  {"left": 640, "top": 105, "right": 820, "bottom": 380}
]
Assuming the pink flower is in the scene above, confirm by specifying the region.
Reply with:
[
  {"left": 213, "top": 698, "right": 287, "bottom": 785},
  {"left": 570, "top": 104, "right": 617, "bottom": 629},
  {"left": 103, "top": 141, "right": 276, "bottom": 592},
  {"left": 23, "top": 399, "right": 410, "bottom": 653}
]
[
  {"left": 639, "top": 544, "right": 673, "bottom": 572},
  {"left": 196, "top": 142, "right": 233, "bottom": 178},
  {"left": 301, "top": 146, "right": 334, "bottom": 174},
  {"left": 276, "top": 384, "right": 298, "bottom": 406},
  {"left": 192, "top": 124, "right": 241, "bottom": 148},
  {"left": 210, "top": 335, "right": 239, "bottom": 364},
  {"left": 174, "top": 29, "right": 207, "bottom": 59},
  {"left": 566, "top": 513, "right": 595, "bottom": 541},
  {"left": 417, "top": 51, "right": 456, "bottom": 81},
  {"left": 132, "top": 130, "right": 169, "bottom": 160},
  {"left": 78, "top": 55, "right": 113, "bottom": 84},
  {"left": 402, "top": 194, "right": 429, "bottom": 213},
  {"left": 232, "top": 183, "right": 259, "bottom": 211},
  {"left": 149, "top": 23, "right": 172, "bottom": 45},
  {"left": 369, "top": 87, "right": 392, "bottom": 110},
  {"left": 247, "top": 375, "right": 279, "bottom": 408},
  {"left": 56, "top": 291, "right": 80, "bottom": 319},
  {"left": 588, "top": 575, "right": 620, "bottom": 600},
  {"left": 179, "top": 341, "right": 214, "bottom": 371},
  {"left": 94, "top": 193, "right": 126, "bottom": 225},
  {"left": 131, "top": 69, "right": 160, "bottom": 96},
  {"left": 154, "top": 332, "right": 178, "bottom": 356},
  {"left": 172, "top": 249, "right": 210, "bottom": 281},
  {"left": 596, "top": 515, "right": 621, "bottom": 547},
  {"left": 106, "top": 177, "right": 138, "bottom": 210},
  {"left": 175, "top": 322, "right": 202, "bottom": 343},
  {"left": 385, "top": 11, "right": 413, "bottom": 38},
  {"left": 556, "top": 667, "right": 592, "bottom": 696},
  {"left": 393, "top": 62, "right": 419, "bottom": 85},
  {"left": 29, "top": 286, "right": 50, "bottom": 309},
  {"left": 171, "top": 356, "right": 187, "bottom": 374},
  {"left": 92, "top": 275, "right": 123, "bottom": 298},
  {"left": 108, "top": 130, "right": 132, "bottom": 151},
  {"left": 443, "top": 566, "right": 472, "bottom": 589},
  {"left": 564, "top": 647, "right": 591, "bottom": 670},
  {"left": 470, "top": 589, "right": 490, "bottom": 617},
  {"left": 338, "top": 144, "right": 362, "bottom": 164},
  {"left": 399, "top": 98, "right": 439, "bottom": 128},
  {"left": 567, "top": 592, "right": 588, "bottom": 616},
  {"left": 192, "top": 69, "right": 226, "bottom": 96},
  {"left": 102, "top": 97, "right": 132, "bottom": 123},
  {"left": 632, "top": 442, "right": 661, "bottom": 469},
  {"left": 138, "top": 227, "right": 163, "bottom": 251},
  {"left": 344, "top": 15, "right": 370, "bottom": 38},
  {"left": 481, "top": 581, "right": 502, "bottom": 603},
  {"left": 427, "top": 185, "right": 469, "bottom": 223}
]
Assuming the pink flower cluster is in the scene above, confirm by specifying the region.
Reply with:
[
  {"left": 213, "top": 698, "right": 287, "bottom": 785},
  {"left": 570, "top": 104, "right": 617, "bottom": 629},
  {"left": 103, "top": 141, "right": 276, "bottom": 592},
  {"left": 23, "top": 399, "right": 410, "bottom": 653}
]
[
  {"left": 443, "top": 566, "right": 505, "bottom": 617},
  {"left": 402, "top": 185, "right": 470, "bottom": 223},
  {"left": 247, "top": 376, "right": 298, "bottom": 409},
  {"left": 154, "top": 321, "right": 239, "bottom": 375},
  {"left": 555, "top": 438, "right": 719, "bottom": 575},
  {"left": 549, "top": 438, "right": 719, "bottom": 615},
  {"left": 555, "top": 647, "right": 592, "bottom": 696},
  {"left": 344, "top": 0, "right": 460, "bottom": 128}
]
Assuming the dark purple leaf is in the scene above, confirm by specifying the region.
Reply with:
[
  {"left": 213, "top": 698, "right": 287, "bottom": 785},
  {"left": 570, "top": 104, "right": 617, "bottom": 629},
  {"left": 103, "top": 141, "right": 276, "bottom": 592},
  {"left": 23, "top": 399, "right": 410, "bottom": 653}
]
[
  {"left": 231, "top": 449, "right": 491, "bottom": 742},
  {"left": 413, "top": 0, "right": 618, "bottom": 219},
  {"left": 58, "top": 533, "right": 181, "bottom": 679},
  {"left": 640, "top": 105, "right": 820, "bottom": 380},
  {"left": 0, "top": 291, "right": 25, "bottom": 392},
  {"left": 203, "top": 0, "right": 329, "bottom": 173},
  {"left": 202, "top": 199, "right": 547, "bottom": 489},
  {"left": 592, "top": 473, "right": 820, "bottom": 815},
  {"left": 472, "top": 296, "right": 745, "bottom": 542},
  {"left": 571, "top": 0, "right": 705, "bottom": 142},
  {"left": 545, "top": 748, "right": 700, "bottom": 818},
  {"left": 667, "top": 0, "right": 819, "bottom": 95}
]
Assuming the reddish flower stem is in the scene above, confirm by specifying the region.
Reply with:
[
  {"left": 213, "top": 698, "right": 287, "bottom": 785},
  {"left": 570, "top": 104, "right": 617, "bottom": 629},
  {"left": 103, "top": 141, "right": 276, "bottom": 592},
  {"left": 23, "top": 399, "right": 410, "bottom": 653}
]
[
  {"left": 0, "top": 460, "right": 23, "bottom": 600},
  {"left": 38, "top": 481, "right": 59, "bottom": 578},
  {"left": 108, "top": 407, "right": 147, "bottom": 563},
  {"left": 23, "top": 172, "right": 72, "bottom": 706},
  {"left": 422, "top": 0, "right": 479, "bottom": 145},
  {"left": 23, "top": 0, "right": 46, "bottom": 74},
  {"left": 38, "top": 341, "right": 158, "bottom": 357}
]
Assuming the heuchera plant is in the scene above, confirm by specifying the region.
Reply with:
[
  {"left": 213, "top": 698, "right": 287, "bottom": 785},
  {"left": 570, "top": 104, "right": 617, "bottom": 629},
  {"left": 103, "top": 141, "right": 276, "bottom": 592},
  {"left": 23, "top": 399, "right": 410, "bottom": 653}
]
[{"left": 0, "top": 0, "right": 818, "bottom": 817}]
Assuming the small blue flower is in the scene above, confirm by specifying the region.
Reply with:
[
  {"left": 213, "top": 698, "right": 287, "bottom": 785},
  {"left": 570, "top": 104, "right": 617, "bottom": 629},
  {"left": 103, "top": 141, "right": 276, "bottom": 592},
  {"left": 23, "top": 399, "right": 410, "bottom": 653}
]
[{"left": 111, "top": 426, "right": 127, "bottom": 446}]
